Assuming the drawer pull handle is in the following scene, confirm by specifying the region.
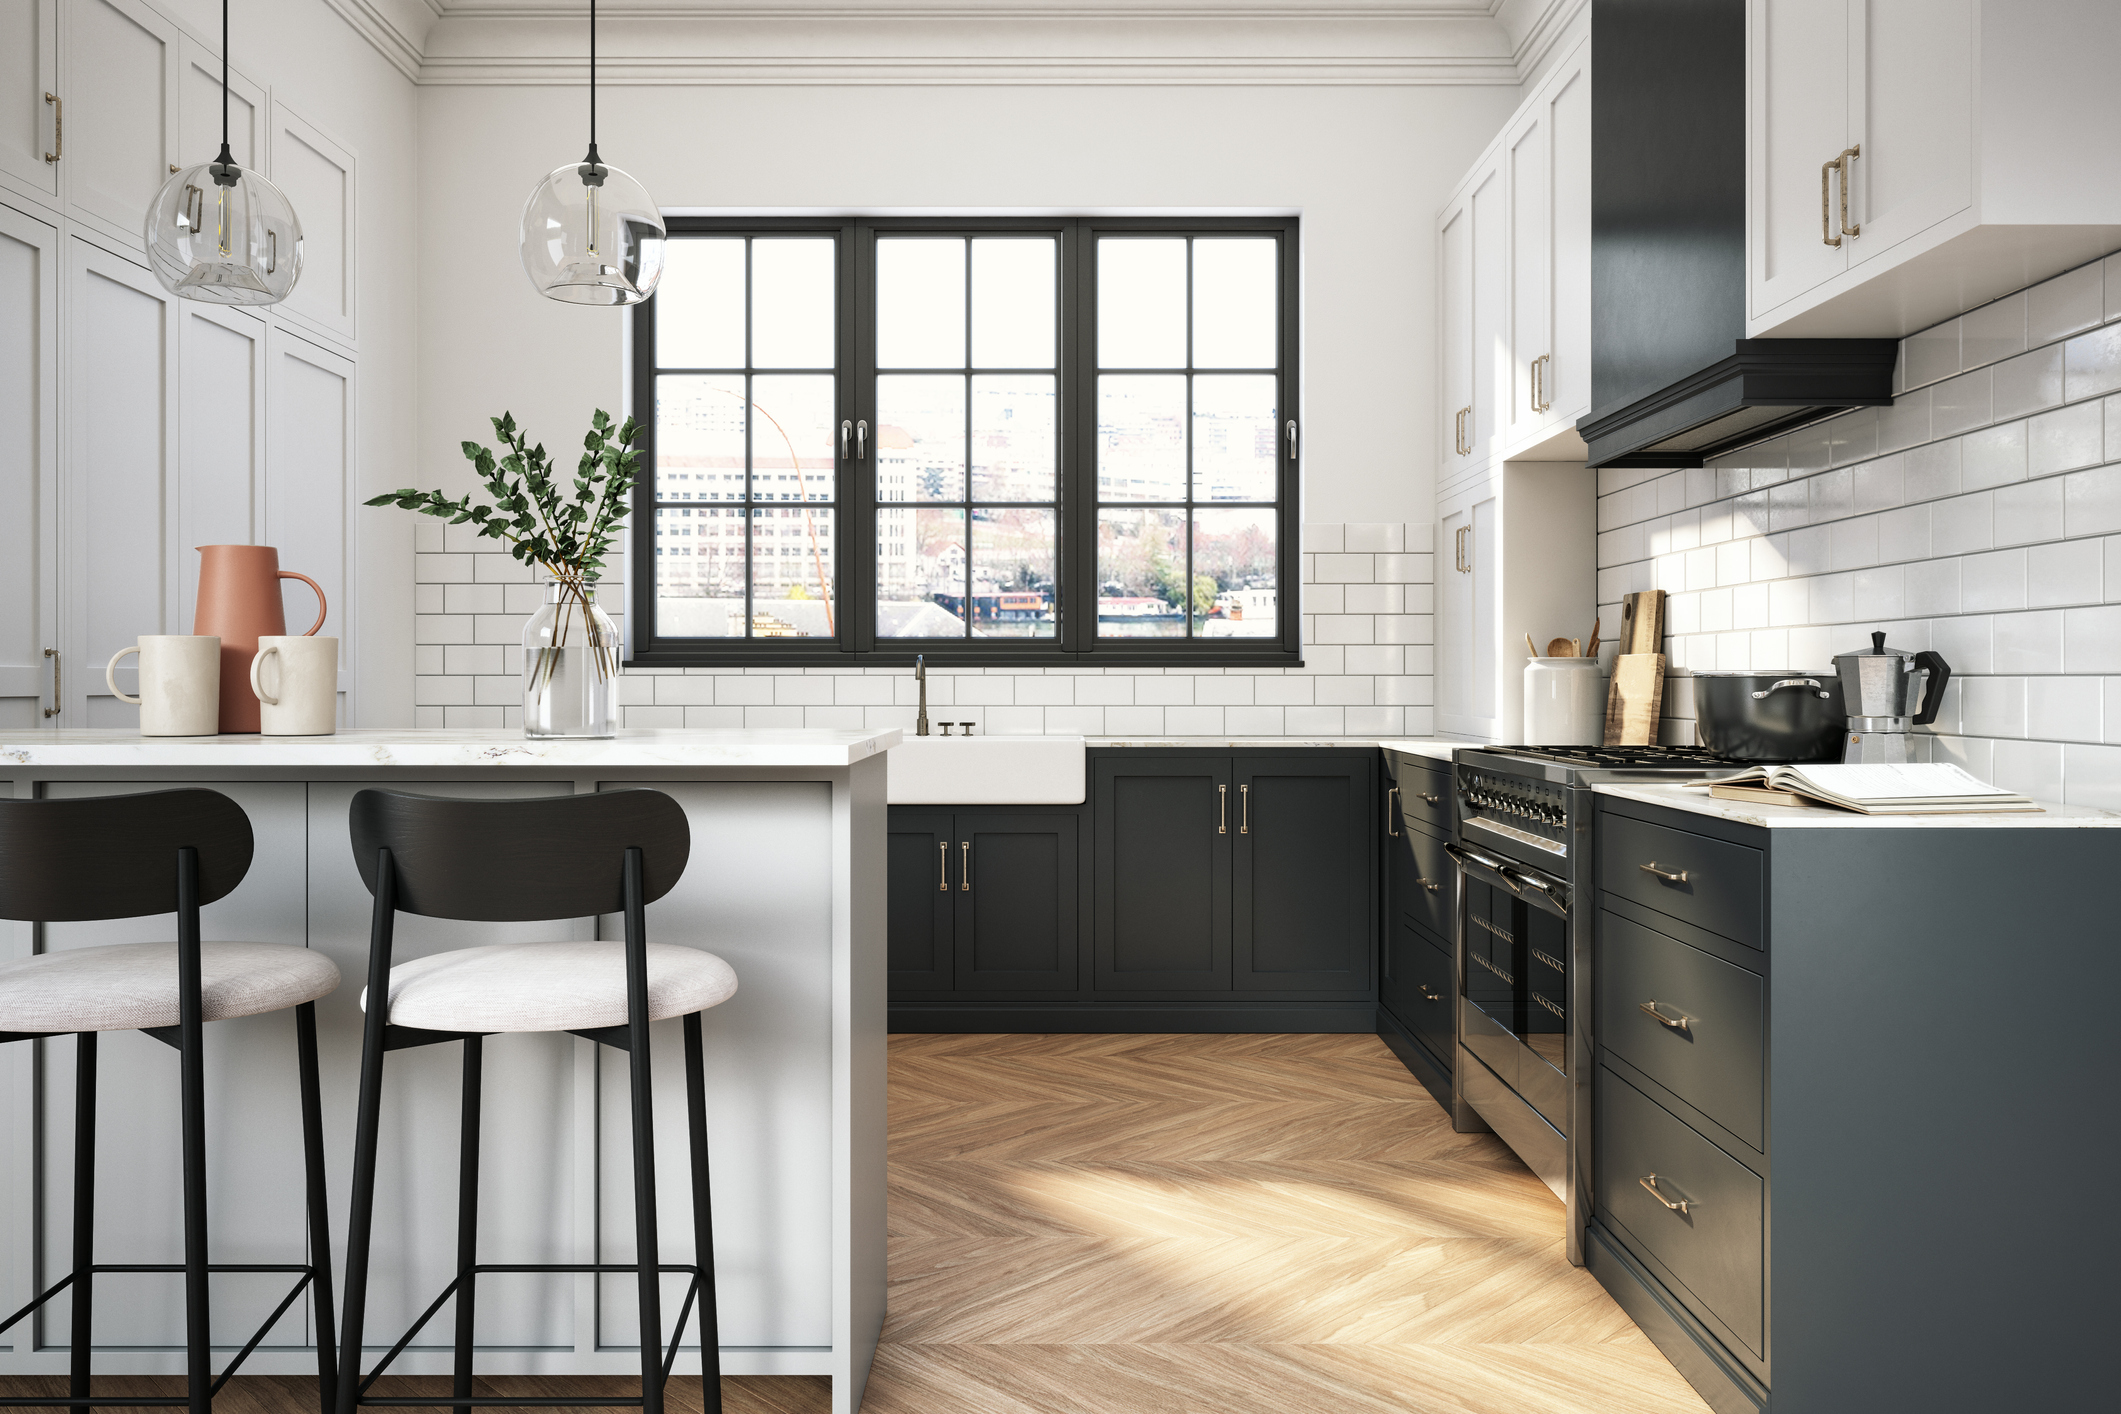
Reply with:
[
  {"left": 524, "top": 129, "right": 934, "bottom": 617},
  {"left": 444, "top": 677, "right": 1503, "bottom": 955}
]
[
  {"left": 1386, "top": 786, "right": 1400, "bottom": 837},
  {"left": 1417, "top": 984, "right": 1443, "bottom": 1003},
  {"left": 1240, "top": 782, "right": 1249, "bottom": 834},
  {"left": 938, "top": 840, "right": 948, "bottom": 892},
  {"left": 1639, "top": 1173, "right": 1698, "bottom": 1216},
  {"left": 1417, "top": 878, "right": 1441, "bottom": 894},
  {"left": 1639, "top": 861, "right": 1689, "bottom": 885},
  {"left": 1639, "top": 1000, "right": 1692, "bottom": 1034},
  {"left": 961, "top": 841, "right": 971, "bottom": 891},
  {"left": 1218, "top": 783, "right": 1227, "bottom": 834},
  {"left": 1418, "top": 792, "right": 1441, "bottom": 806}
]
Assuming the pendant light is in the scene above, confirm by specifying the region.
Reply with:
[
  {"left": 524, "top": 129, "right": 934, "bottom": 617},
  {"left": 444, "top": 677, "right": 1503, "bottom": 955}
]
[
  {"left": 143, "top": 0, "right": 301, "bottom": 305},
  {"left": 519, "top": 0, "right": 665, "bottom": 305}
]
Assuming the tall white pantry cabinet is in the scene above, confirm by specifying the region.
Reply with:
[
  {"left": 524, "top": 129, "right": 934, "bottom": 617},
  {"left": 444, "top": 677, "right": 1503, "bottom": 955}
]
[
  {"left": 0, "top": 0, "right": 358, "bottom": 729},
  {"left": 1436, "top": 26, "right": 1596, "bottom": 743}
]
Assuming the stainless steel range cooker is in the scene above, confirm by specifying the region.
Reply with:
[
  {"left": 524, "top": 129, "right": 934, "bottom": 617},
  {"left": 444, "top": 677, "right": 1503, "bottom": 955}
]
[{"left": 1444, "top": 744, "right": 1746, "bottom": 1265}]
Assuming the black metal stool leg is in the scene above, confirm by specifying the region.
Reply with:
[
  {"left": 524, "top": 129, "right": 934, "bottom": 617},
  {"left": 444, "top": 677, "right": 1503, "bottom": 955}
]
[
  {"left": 622, "top": 849, "right": 663, "bottom": 1414},
  {"left": 452, "top": 1036, "right": 483, "bottom": 1403},
  {"left": 296, "top": 1002, "right": 339, "bottom": 1414},
  {"left": 69, "top": 1032, "right": 98, "bottom": 1401},
  {"left": 682, "top": 1013, "right": 721, "bottom": 1414},
  {"left": 338, "top": 851, "right": 398, "bottom": 1414},
  {"left": 176, "top": 849, "right": 212, "bottom": 1414}
]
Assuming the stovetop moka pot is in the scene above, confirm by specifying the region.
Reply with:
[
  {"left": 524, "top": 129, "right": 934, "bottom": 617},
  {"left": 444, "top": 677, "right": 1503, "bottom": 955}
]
[{"left": 1832, "top": 631, "right": 1950, "bottom": 763}]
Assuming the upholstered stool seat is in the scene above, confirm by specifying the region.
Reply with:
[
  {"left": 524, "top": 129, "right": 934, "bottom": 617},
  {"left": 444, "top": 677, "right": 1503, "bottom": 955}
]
[
  {"left": 361, "top": 941, "right": 736, "bottom": 1033},
  {"left": 0, "top": 941, "right": 341, "bottom": 1034}
]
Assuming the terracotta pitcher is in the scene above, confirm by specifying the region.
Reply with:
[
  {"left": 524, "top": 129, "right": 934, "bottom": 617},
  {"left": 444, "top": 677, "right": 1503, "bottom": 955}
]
[{"left": 194, "top": 545, "right": 327, "bottom": 733}]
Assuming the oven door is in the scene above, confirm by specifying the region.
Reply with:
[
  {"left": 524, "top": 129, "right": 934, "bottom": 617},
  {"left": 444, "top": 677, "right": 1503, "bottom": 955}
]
[{"left": 1448, "top": 843, "right": 1570, "bottom": 1133}]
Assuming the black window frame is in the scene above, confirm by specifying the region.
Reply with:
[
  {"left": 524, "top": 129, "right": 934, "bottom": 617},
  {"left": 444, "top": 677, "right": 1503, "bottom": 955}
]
[{"left": 628, "top": 214, "right": 1300, "bottom": 668}]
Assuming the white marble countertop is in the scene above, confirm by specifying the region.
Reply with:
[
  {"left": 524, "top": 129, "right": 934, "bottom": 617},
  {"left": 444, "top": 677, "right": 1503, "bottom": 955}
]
[
  {"left": 1087, "top": 737, "right": 1470, "bottom": 762},
  {"left": 1595, "top": 781, "right": 2121, "bottom": 828},
  {"left": 0, "top": 727, "right": 902, "bottom": 769}
]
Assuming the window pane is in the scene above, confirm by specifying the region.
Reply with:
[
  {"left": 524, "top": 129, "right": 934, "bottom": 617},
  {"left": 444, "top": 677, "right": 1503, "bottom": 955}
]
[
  {"left": 749, "top": 506, "right": 837, "bottom": 638},
  {"left": 877, "top": 505, "right": 969, "bottom": 638},
  {"left": 1192, "top": 239, "right": 1277, "bottom": 369},
  {"left": 656, "top": 505, "right": 745, "bottom": 638},
  {"left": 1097, "top": 375, "right": 1186, "bottom": 502},
  {"left": 877, "top": 375, "right": 967, "bottom": 501},
  {"left": 972, "top": 238, "right": 1056, "bottom": 369},
  {"left": 1098, "top": 238, "right": 1186, "bottom": 368},
  {"left": 972, "top": 508, "right": 1056, "bottom": 639},
  {"left": 877, "top": 238, "right": 966, "bottom": 369},
  {"left": 1192, "top": 507, "right": 1277, "bottom": 638},
  {"left": 655, "top": 239, "right": 744, "bottom": 369},
  {"left": 751, "top": 239, "right": 835, "bottom": 369},
  {"left": 971, "top": 375, "right": 1056, "bottom": 502},
  {"left": 751, "top": 374, "right": 837, "bottom": 504},
  {"left": 1096, "top": 507, "right": 1189, "bottom": 638},
  {"left": 1192, "top": 375, "right": 1279, "bottom": 502},
  {"left": 656, "top": 375, "right": 746, "bottom": 501}
]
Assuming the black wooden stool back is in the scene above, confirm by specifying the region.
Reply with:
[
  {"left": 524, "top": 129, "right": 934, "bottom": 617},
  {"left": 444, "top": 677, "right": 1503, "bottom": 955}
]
[
  {"left": 0, "top": 790, "right": 253, "bottom": 922},
  {"left": 348, "top": 788, "right": 690, "bottom": 922}
]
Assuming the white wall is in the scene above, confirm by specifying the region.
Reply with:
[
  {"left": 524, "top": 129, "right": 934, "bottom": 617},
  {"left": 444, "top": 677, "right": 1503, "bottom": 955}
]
[
  {"left": 408, "top": 76, "right": 1519, "bottom": 730},
  {"left": 1596, "top": 251, "right": 2121, "bottom": 809}
]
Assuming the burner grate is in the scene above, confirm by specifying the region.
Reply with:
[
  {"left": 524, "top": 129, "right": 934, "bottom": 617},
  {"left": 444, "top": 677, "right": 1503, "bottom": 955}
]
[{"left": 1489, "top": 744, "right": 1747, "bottom": 768}]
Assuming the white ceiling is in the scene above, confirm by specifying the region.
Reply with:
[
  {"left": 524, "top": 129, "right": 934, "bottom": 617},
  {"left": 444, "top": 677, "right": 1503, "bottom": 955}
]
[{"left": 326, "top": 0, "right": 1583, "bottom": 86}]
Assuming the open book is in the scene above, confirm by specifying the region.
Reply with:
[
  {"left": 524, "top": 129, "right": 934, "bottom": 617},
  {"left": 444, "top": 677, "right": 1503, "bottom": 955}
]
[{"left": 1685, "top": 762, "right": 2042, "bottom": 815}]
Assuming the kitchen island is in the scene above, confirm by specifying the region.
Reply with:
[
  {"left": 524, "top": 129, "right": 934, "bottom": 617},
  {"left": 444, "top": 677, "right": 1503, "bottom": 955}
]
[{"left": 0, "top": 729, "right": 896, "bottom": 1414}]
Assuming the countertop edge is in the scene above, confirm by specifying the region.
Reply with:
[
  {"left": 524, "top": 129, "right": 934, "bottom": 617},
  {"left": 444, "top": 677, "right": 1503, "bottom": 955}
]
[{"left": 1593, "top": 781, "right": 2121, "bottom": 828}]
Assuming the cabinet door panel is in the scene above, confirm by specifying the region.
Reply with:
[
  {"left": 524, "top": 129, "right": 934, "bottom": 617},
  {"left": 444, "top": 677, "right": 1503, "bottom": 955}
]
[
  {"left": 0, "top": 204, "right": 56, "bottom": 728},
  {"left": 1400, "top": 824, "right": 1453, "bottom": 943},
  {"left": 1095, "top": 756, "right": 1230, "bottom": 992},
  {"left": 179, "top": 303, "right": 264, "bottom": 630},
  {"left": 1438, "top": 200, "right": 1470, "bottom": 471},
  {"left": 955, "top": 811, "right": 1078, "bottom": 993},
  {"left": 178, "top": 37, "right": 262, "bottom": 172},
  {"left": 1468, "top": 163, "right": 1506, "bottom": 459},
  {"left": 59, "top": 0, "right": 178, "bottom": 243},
  {"left": 1233, "top": 757, "right": 1369, "bottom": 993},
  {"left": 0, "top": 0, "right": 58, "bottom": 201},
  {"left": 1848, "top": 0, "right": 1972, "bottom": 263},
  {"left": 1505, "top": 105, "right": 1548, "bottom": 448},
  {"left": 1383, "top": 915, "right": 1451, "bottom": 1060},
  {"left": 265, "top": 330, "right": 351, "bottom": 708},
  {"left": 1546, "top": 47, "right": 1591, "bottom": 423},
  {"left": 270, "top": 101, "right": 354, "bottom": 345},
  {"left": 886, "top": 809, "right": 953, "bottom": 990},
  {"left": 1749, "top": 0, "right": 1851, "bottom": 316}
]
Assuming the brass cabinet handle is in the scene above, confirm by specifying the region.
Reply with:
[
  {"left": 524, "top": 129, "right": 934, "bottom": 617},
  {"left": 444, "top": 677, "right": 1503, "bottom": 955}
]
[
  {"left": 1821, "top": 154, "right": 1842, "bottom": 247},
  {"left": 267, "top": 229, "right": 278, "bottom": 274},
  {"left": 1418, "top": 878, "right": 1441, "bottom": 894},
  {"left": 1418, "top": 984, "right": 1444, "bottom": 1003},
  {"left": 1218, "top": 783, "right": 1227, "bottom": 834},
  {"left": 1639, "top": 1173, "right": 1698, "bottom": 1215},
  {"left": 1837, "top": 144, "right": 1862, "bottom": 237},
  {"left": 960, "top": 840, "right": 970, "bottom": 891},
  {"left": 1419, "top": 792, "right": 1442, "bottom": 805},
  {"left": 44, "top": 93, "right": 60, "bottom": 163},
  {"left": 1239, "top": 783, "right": 1249, "bottom": 835},
  {"left": 937, "top": 840, "right": 948, "bottom": 892},
  {"left": 1639, "top": 861, "right": 1689, "bottom": 885},
  {"left": 1639, "top": 1000, "right": 1692, "bottom": 1034},
  {"left": 43, "top": 648, "right": 59, "bottom": 717},
  {"left": 1386, "top": 787, "right": 1400, "bottom": 837},
  {"left": 1536, "top": 353, "right": 1553, "bottom": 412}
]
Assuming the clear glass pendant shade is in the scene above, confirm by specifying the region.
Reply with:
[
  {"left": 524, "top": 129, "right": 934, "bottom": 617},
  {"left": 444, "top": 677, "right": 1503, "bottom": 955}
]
[
  {"left": 519, "top": 158, "right": 666, "bottom": 306},
  {"left": 143, "top": 161, "right": 302, "bottom": 305}
]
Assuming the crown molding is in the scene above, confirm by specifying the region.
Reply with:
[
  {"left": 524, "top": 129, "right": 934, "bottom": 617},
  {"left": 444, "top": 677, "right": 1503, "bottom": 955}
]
[
  {"left": 320, "top": 0, "right": 443, "bottom": 82},
  {"left": 416, "top": 52, "right": 1526, "bottom": 86}
]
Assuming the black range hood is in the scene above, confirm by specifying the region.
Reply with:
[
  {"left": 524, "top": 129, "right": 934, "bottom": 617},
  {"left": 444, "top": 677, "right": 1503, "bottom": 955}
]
[{"left": 1577, "top": 0, "right": 1897, "bottom": 469}]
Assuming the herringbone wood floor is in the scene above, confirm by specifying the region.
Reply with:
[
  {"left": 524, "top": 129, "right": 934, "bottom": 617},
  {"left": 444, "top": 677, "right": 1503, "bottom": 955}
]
[{"left": 3, "top": 1032, "right": 1709, "bottom": 1413}]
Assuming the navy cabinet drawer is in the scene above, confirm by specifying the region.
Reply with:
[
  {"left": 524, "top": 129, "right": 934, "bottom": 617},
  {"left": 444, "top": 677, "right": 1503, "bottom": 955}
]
[
  {"left": 1599, "top": 910, "right": 1765, "bottom": 1151},
  {"left": 1391, "top": 759, "right": 1451, "bottom": 835},
  {"left": 1601, "top": 813, "right": 1763, "bottom": 950},
  {"left": 1401, "top": 823, "right": 1453, "bottom": 940},
  {"left": 1597, "top": 1069, "right": 1765, "bottom": 1358},
  {"left": 1405, "top": 924, "right": 1452, "bottom": 1059}
]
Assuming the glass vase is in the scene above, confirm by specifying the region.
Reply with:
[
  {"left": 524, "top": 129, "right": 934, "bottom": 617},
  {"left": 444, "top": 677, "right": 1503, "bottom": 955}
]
[{"left": 522, "top": 575, "right": 620, "bottom": 738}]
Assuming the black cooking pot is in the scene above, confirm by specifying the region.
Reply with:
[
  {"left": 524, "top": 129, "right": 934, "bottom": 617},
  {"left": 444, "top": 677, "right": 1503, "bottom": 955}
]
[{"left": 1692, "top": 671, "right": 1847, "bottom": 762}]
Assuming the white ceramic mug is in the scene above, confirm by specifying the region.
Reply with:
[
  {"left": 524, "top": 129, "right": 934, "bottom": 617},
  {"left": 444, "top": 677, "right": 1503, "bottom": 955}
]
[
  {"left": 107, "top": 636, "right": 222, "bottom": 736},
  {"left": 250, "top": 635, "right": 339, "bottom": 736}
]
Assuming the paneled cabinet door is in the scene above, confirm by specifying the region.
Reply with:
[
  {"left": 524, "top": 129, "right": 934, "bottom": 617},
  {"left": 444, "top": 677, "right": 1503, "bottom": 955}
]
[
  {"left": 1542, "top": 41, "right": 1591, "bottom": 428},
  {"left": 1503, "top": 100, "right": 1550, "bottom": 450},
  {"left": 1437, "top": 490, "right": 1497, "bottom": 736},
  {"left": 65, "top": 235, "right": 178, "bottom": 725},
  {"left": 1094, "top": 756, "right": 1231, "bottom": 992},
  {"left": 0, "top": 203, "right": 58, "bottom": 728},
  {"left": 1232, "top": 756, "right": 1371, "bottom": 992},
  {"left": 58, "top": 0, "right": 180, "bottom": 246},
  {"left": 1748, "top": 0, "right": 1853, "bottom": 319},
  {"left": 0, "top": 0, "right": 60, "bottom": 202},
  {"left": 953, "top": 811, "right": 1078, "bottom": 993},
  {"left": 1438, "top": 197, "right": 1471, "bottom": 472},
  {"left": 1468, "top": 160, "right": 1506, "bottom": 464},
  {"left": 179, "top": 302, "right": 266, "bottom": 630},
  {"left": 887, "top": 809, "right": 954, "bottom": 991},
  {"left": 269, "top": 100, "right": 355, "bottom": 346},
  {"left": 177, "top": 35, "right": 264, "bottom": 173},
  {"left": 1844, "top": 0, "right": 1972, "bottom": 267},
  {"left": 265, "top": 329, "right": 352, "bottom": 706}
]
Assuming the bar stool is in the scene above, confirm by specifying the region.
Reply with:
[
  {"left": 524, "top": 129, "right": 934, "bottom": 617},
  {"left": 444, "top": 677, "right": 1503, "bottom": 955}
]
[
  {"left": 334, "top": 789, "right": 735, "bottom": 1414},
  {"left": 0, "top": 789, "right": 342, "bottom": 1414}
]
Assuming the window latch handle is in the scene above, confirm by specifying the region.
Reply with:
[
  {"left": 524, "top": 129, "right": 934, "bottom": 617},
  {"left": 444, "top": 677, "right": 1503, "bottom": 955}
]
[
  {"left": 841, "top": 419, "right": 852, "bottom": 460},
  {"left": 856, "top": 419, "right": 867, "bottom": 460},
  {"left": 1285, "top": 420, "right": 1297, "bottom": 461}
]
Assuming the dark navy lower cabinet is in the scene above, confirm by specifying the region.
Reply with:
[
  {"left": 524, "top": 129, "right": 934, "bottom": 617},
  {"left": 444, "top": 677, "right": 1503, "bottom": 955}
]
[
  {"left": 891, "top": 747, "right": 1379, "bottom": 1031},
  {"left": 1589, "top": 794, "right": 2121, "bottom": 1414},
  {"left": 1376, "top": 748, "right": 1456, "bottom": 1107}
]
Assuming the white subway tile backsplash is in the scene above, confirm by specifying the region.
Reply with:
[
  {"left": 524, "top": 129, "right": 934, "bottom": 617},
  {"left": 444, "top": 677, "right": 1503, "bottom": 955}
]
[
  {"left": 2028, "top": 262, "right": 2104, "bottom": 346},
  {"left": 2065, "top": 604, "right": 2121, "bottom": 673},
  {"left": 1931, "top": 493, "right": 1995, "bottom": 556},
  {"left": 1903, "top": 319, "right": 1961, "bottom": 388},
  {"left": 1960, "top": 293, "right": 2027, "bottom": 371},
  {"left": 2027, "top": 538, "right": 2104, "bottom": 608},
  {"left": 2028, "top": 676, "right": 2102, "bottom": 742},
  {"left": 2064, "top": 463, "right": 2121, "bottom": 537},
  {"left": 2064, "top": 323, "right": 2121, "bottom": 401},
  {"left": 1960, "top": 422, "right": 2026, "bottom": 492},
  {"left": 1994, "top": 478, "right": 2065, "bottom": 547},
  {"left": 1990, "top": 347, "right": 2064, "bottom": 421},
  {"left": 1931, "top": 369, "right": 1992, "bottom": 436},
  {"left": 1992, "top": 738, "right": 2065, "bottom": 802},
  {"left": 1994, "top": 610, "right": 2063, "bottom": 674}
]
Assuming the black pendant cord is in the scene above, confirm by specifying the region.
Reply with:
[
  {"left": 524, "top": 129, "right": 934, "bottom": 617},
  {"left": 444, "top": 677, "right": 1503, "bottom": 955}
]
[
  {"left": 583, "top": 0, "right": 601, "bottom": 169},
  {"left": 213, "top": 0, "right": 236, "bottom": 184}
]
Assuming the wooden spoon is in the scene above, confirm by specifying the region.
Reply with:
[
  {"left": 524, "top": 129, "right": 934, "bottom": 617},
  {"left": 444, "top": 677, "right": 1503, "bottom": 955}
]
[
  {"left": 1586, "top": 617, "right": 1601, "bottom": 658},
  {"left": 1527, "top": 633, "right": 1540, "bottom": 658},
  {"left": 1546, "top": 637, "right": 1579, "bottom": 657}
]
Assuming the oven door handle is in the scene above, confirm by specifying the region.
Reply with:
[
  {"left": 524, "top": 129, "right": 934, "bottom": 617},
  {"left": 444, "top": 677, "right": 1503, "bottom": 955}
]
[
  {"left": 1506, "top": 868, "right": 1569, "bottom": 912},
  {"left": 1447, "top": 842, "right": 1570, "bottom": 916},
  {"left": 1446, "top": 842, "right": 1518, "bottom": 892}
]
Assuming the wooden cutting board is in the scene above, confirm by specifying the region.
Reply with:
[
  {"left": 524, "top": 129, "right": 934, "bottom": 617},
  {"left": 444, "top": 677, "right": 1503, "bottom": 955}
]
[
  {"left": 1618, "top": 589, "right": 1666, "bottom": 655},
  {"left": 1604, "top": 652, "right": 1665, "bottom": 746}
]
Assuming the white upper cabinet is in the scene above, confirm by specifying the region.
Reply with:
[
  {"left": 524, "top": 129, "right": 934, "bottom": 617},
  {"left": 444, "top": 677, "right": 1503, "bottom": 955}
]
[
  {"left": 1748, "top": 0, "right": 2121, "bottom": 338},
  {"left": 179, "top": 34, "right": 263, "bottom": 172},
  {"left": 1436, "top": 29, "right": 1591, "bottom": 483},
  {"left": 0, "top": 0, "right": 60, "bottom": 204},
  {"left": 270, "top": 99, "right": 356, "bottom": 346},
  {"left": 57, "top": 0, "right": 179, "bottom": 248},
  {"left": 0, "top": 203, "right": 58, "bottom": 728}
]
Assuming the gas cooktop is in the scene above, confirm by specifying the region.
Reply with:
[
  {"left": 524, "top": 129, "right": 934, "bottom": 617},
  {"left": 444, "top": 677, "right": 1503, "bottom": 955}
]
[{"left": 1480, "top": 744, "right": 1747, "bottom": 770}]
